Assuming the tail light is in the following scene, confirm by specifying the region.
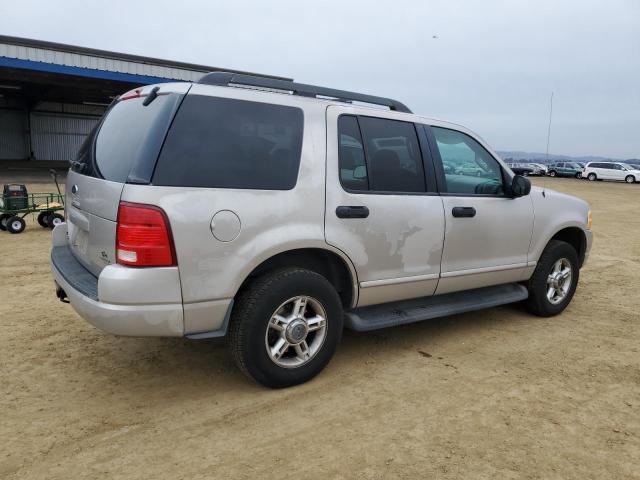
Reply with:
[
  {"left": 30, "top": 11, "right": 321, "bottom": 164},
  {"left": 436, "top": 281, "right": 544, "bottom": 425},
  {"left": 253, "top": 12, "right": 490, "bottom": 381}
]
[
  {"left": 119, "top": 88, "right": 142, "bottom": 101},
  {"left": 116, "top": 202, "right": 176, "bottom": 267}
]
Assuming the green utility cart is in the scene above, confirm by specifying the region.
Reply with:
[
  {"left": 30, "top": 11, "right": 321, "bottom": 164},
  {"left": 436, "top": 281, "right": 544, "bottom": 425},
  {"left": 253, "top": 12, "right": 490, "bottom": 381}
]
[{"left": 0, "top": 170, "right": 65, "bottom": 234}]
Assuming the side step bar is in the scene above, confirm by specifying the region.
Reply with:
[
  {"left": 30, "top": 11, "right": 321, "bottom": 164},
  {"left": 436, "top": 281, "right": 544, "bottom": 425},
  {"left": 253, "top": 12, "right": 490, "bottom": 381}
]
[{"left": 344, "top": 283, "right": 528, "bottom": 332}]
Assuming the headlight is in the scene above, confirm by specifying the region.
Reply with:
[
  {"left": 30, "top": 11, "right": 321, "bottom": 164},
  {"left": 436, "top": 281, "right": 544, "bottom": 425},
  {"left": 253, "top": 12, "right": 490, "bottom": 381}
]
[{"left": 587, "top": 210, "right": 592, "bottom": 230}]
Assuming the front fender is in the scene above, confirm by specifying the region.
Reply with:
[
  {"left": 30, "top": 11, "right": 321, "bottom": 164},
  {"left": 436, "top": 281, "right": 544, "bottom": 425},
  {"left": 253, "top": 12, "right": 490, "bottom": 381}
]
[{"left": 529, "top": 187, "right": 590, "bottom": 263}]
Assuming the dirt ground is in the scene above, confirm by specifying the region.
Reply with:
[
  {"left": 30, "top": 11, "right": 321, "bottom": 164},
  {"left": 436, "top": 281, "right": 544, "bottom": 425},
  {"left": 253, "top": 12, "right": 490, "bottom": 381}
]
[{"left": 1, "top": 177, "right": 639, "bottom": 480}]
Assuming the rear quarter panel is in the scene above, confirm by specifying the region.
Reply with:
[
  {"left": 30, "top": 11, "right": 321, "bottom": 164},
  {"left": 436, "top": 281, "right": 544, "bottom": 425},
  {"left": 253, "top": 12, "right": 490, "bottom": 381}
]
[{"left": 120, "top": 89, "right": 334, "bottom": 305}]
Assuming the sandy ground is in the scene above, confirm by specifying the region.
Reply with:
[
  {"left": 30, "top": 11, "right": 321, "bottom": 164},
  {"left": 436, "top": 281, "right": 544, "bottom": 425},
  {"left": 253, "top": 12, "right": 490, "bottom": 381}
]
[{"left": 1, "top": 177, "right": 639, "bottom": 479}]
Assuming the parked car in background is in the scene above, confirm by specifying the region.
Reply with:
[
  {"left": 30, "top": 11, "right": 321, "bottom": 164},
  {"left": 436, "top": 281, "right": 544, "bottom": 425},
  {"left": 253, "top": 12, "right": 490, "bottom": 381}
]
[
  {"left": 547, "top": 162, "right": 583, "bottom": 178},
  {"left": 583, "top": 162, "right": 640, "bottom": 183},
  {"left": 507, "top": 163, "right": 534, "bottom": 176},
  {"left": 528, "top": 163, "right": 549, "bottom": 175}
]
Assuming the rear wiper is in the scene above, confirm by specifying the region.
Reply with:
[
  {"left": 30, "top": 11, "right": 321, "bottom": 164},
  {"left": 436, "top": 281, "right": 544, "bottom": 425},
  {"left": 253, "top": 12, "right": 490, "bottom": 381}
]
[
  {"left": 143, "top": 86, "right": 160, "bottom": 106},
  {"left": 69, "top": 160, "right": 85, "bottom": 172}
]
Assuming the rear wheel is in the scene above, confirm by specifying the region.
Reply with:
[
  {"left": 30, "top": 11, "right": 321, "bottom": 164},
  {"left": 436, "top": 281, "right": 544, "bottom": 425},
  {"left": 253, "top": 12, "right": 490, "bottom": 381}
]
[
  {"left": 625, "top": 175, "right": 635, "bottom": 184},
  {"left": 0, "top": 213, "right": 12, "bottom": 231},
  {"left": 228, "top": 268, "right": 343, "bottom": 388},
  {"left": 587, "top": 173, "right": 597, "bottom": 181},
  {"left": 37, "top": 211, "right": 52, "bottom": 228},
  {"left": 525, "top": 240, "right": 579, "bottom": 317},
  {"left": 6, "top": 216, "right": 26, "bottom": 234},
  {"left": 575, "top": 172, "right": 582, "bottom": 179},
  {"left": 47, "top": 213, "right": 64, "bottom": 229}
]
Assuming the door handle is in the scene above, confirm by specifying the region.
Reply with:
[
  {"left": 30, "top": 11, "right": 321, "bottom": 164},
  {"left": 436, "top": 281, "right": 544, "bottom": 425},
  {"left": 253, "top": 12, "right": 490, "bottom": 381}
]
[
  {"left": 452, "top": 206, "right": 476, "bottom": 218},
  {"left": 336, "top": 205, "right": 369, "bottom": 219}
]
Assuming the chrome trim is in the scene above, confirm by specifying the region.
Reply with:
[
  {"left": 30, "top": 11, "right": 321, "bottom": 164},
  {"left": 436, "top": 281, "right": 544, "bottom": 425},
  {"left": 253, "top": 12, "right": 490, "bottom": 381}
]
[
  {"left": 360, "top": 272, "right": 440, "bottom": 288},
  {"left": 441, "top": 262, "right": 529, "bottom": 278}
]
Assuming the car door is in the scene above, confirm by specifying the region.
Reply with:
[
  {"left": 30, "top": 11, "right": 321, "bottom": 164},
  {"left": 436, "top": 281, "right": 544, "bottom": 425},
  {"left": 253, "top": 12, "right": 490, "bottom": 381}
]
[
  {"left": 612, "top": 163, "right": 625, "bottom": 181},
  {"left": 325, "top": 107, "right": 445, "bottom": 307},
  {"left": 425, "top": 125, "right": 535, "bottom": 295},
  {"left": 599, "top": 163, "right": 613, "bottom": 179}
]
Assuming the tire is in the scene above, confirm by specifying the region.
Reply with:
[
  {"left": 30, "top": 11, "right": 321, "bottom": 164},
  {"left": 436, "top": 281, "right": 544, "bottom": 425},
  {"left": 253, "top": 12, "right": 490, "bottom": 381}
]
[
  {"left": 525, "top": 240, "right": 579, "bottom": 317},
  {"left": 625, "top": 175, "right": 635, "bottom": 184},
  {"left": 0, "top": 213, "right": 12, "bottom": 231},
  {"left": 575, "top": 172, "right": 582, "bottom": 179},
  {"left": 587, "top": 173, "right": 597, "bottom": 181},
  {"left": 228, "top": 267, "right": 343, "bottom": 388},
  {"left": 6, "top": 216, "right": 26, "bottom": 234},
  {"left": 548, "top": 170, "right": 557, "bottom": 177},
  {"left": 37, "top": 211, "right": 52, "bottom": 228},
  {"left": 47, "top": 213, "right": 64, "bottom": 229}
]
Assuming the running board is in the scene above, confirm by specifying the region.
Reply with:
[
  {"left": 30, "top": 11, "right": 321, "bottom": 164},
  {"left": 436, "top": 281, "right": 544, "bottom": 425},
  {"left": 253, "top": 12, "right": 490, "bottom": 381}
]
[{"left": 344, "top": 283, "right": 528, "bottom": 332}]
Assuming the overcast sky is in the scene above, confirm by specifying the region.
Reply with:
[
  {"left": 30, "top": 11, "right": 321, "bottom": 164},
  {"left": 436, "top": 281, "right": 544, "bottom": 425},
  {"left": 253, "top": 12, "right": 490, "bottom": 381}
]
[{"left": 1, "top": 0, "right": 638, "bottom": 158}]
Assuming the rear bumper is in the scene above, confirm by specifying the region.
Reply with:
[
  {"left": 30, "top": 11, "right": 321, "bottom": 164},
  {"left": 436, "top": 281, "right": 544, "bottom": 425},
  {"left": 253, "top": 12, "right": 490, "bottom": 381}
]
[{"left": 51, "top": 224, "right": 184, "bottom": 337}]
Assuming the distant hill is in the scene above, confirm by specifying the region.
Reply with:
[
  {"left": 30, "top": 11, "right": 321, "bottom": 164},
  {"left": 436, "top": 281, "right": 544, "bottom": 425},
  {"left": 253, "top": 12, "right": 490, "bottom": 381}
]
[{"left": 496, "top": 150, "right": 640, "bottom": 165}]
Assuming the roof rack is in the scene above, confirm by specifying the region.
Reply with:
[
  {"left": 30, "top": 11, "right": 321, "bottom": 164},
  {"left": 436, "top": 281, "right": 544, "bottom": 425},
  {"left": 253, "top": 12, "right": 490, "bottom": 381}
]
[{"left": 197, "top": 72, "right": 412, "bottom": 113}]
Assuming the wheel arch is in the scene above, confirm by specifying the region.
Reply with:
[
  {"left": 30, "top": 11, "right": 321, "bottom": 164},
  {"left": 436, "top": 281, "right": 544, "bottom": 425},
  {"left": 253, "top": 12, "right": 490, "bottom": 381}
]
[
  {"left": 548, "top": 227, "right": 587, "bottom": 267},
  {"left": 234, "top": 247, "right": 359, "bottom": 309}
]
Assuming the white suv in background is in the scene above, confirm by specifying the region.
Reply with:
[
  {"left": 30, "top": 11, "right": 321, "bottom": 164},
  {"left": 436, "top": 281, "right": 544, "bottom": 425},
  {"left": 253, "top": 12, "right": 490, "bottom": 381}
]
[{"left": 583, "top": 162, "right": 640, "bottom": 183}]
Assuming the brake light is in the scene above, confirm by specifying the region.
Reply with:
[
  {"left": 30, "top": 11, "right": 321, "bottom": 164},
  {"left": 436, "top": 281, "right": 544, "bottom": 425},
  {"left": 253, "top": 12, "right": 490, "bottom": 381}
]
[
  {"left": 116, "top": 202, "right": 176, "bottom": 267},
  {"left": 119, "top": 88, "right": 142, "bottom": 101}
]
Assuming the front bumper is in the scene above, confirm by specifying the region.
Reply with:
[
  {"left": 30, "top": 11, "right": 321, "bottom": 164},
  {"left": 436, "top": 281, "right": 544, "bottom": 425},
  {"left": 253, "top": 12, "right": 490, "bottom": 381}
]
[
  {"left": 51, "top": 224, "right": 184, "bottom": 337},
  {"left": 582, "top": 229, "right": 594, "bottom": 266}
]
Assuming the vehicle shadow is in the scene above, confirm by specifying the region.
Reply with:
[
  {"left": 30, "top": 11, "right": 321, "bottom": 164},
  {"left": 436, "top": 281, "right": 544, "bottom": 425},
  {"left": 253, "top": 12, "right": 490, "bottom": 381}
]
[{"left": 84, "top": 302, "right": 533, "bottom": 399}]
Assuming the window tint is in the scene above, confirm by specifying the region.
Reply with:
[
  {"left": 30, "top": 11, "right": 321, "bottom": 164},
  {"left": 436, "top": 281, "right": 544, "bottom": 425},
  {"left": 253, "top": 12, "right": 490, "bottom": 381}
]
[
  {"left": 432, "top": 127, "right": 504, "bottom": 195},
  {"left": 74, "top": 94, "right": 178, "bottom": 183},
  {"left": 358, "top": 117, "right": 426, "bottom": 192},
  {"left": 153, "top": 95, "right": 304, "bottom": 189},
  {"left": 338, "top": 116, "right": 368, "bottom": 191}
]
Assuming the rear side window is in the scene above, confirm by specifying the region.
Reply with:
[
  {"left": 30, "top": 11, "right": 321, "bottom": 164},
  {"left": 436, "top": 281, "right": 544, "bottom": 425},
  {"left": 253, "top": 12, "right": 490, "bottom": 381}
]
[
  {"left": 153, "top": 95, "right": 304, "bottom": 189},
  {"left": 74, "top": 94, "right": 178, "bottom": 183},
  {"left": 337, "top": 115, "right": 426, "bottom": 193}
]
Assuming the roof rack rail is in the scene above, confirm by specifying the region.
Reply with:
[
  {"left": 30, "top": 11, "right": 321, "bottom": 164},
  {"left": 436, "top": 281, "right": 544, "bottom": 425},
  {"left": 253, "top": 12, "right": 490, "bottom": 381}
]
[{"left": 197, "top": 72, "right": 412, "bottom": 113}]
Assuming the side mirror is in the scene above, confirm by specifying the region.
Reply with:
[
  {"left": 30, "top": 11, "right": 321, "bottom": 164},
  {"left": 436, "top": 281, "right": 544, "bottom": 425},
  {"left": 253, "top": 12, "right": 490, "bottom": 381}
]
[{"left": 510, "top": 175, "right": 531, "bottom": 198}]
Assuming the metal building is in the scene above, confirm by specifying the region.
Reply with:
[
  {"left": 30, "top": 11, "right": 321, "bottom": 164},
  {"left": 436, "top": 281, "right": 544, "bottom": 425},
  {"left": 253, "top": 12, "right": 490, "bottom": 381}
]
[{"left": 0, "top": 35, "right": 286, "bottom": 166}]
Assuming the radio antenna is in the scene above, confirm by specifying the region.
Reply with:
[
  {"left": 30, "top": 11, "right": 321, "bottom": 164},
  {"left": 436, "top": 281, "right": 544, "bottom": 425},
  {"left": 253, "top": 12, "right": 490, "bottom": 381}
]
[{"left": 543, "top": 92, "right": 554, "bottom": 194}]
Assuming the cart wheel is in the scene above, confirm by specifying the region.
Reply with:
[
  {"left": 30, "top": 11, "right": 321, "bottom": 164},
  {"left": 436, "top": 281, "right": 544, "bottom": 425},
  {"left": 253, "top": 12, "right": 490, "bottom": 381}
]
[
  {"left": 0, "top": 213, "right": 12, "bottom": 231},
  {"left": 7, "top": 216, "right": 26, "bottom": 234},
  {"left": 47, "top": 213, "right": 64, "bottom": 229},
  {"left": 38, "top": 211, "right": 52, "bottom": 228}
]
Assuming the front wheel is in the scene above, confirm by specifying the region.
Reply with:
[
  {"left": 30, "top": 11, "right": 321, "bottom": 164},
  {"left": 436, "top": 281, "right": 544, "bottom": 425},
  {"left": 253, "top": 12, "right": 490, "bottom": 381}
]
[
  {"left": 587, "top": 173, "right": 597, "bottom": 181},
  {"left": 548, "top": 170, "right": 557, "bottom": 177},
  {"left": 625, "top": 175, "right": 635, "bottom": 184},
  {"left": 525, "top": 240, "right": 579, "bottom": 317},
  {"left": 6, "top": 216, "right": 26, "bottom": 234},
  {"left": 228, "top": 268, "right": 343, "bottom": 388}
]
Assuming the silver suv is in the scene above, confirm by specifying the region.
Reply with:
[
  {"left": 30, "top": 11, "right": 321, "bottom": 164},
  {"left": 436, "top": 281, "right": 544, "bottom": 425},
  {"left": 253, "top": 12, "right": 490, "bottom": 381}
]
[{"left": 51, "top": 73, "right": 593, "bottom": 387}]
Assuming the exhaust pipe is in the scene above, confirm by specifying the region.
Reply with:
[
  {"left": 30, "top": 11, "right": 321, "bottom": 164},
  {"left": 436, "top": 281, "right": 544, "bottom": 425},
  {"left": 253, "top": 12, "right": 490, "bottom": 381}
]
[{"left": 56, "top": 285, "right": 69, "bottom": 303}]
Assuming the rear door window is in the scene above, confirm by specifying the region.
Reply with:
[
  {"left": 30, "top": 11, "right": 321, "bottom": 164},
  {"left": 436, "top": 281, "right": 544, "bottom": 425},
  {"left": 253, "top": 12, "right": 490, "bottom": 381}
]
[
  {"left": 357, "top": 117, "right": 426, "bottom": 192},
  {"left": 153, "top": 95, "right": 304, "bottom": 190},
  {"left": 338, "top": 116, "right": 368, "bottom": 191}
]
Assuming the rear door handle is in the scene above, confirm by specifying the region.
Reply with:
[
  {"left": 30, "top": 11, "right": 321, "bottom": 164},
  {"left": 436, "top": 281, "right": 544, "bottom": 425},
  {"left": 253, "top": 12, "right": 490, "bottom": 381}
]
[
  {"left": 452, "top": 206, "right": 476, "bottom": 218},
  {"left": 336, "top": 205, "right": 369, "bottom": 219}
]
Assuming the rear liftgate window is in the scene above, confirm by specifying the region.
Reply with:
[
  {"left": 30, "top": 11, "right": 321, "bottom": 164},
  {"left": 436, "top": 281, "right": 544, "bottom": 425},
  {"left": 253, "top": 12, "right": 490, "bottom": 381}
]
[
  {"left": 73, "top": 94, "right": 178, "bottom": 183},
  {"left": 153, "top": 95, "right": 304, "bottom": 189}
]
